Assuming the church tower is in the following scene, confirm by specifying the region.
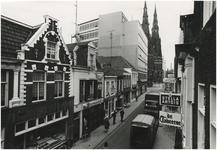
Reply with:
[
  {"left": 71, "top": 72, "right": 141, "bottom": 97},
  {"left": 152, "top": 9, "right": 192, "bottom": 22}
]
[
  {"left": 142, "top": 2, "right": 163, "bottom": 85},
  {"left": 142, "top": 1, "right": 150, "bottom": 39},
  {"left": 150, "top": 4, "right": 163, "bottom": 83}
]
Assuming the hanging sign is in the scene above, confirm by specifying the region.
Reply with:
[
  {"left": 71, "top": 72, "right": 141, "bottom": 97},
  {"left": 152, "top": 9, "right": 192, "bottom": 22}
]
[
  {"left": 160, "top": 93, "right": 181, "bottom": 107},
  {"left": 159, "top": 111, "right": 181, "bottom": 127}
]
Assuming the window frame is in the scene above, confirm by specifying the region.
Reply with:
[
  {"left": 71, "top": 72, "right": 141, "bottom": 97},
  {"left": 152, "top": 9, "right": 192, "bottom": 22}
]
[
  {"left": 1, "top": 70, "right": 9, "bottom": 107},
  {"left": 47, "top": 40, "right": 56, "bottom": 59},
  {"left": 54, "top": 71, "right": 64, "bottom": 98},
  {"left": 32, "top": 71, "right": 46, "bottom": 102}
]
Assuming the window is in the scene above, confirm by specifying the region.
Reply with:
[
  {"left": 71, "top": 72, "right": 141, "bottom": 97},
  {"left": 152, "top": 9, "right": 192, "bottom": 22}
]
[
  {"left": 47, "top": 41, "right": 56, "bottom": 59},
  {"left": 89, "top": 54, "right": 94, "bottom": 68},
  {"left": 1, "top": 70, "right": 8, "bottom": 107},
  {"left": 106, "top": 81, "right": 110, "bottom": 96},
  {"left": 80, "top": 80, "right": 85, "bottom": 102},
  {"left": 28, "top": 119, "right": 36, "bottom": 129},
  {"left": 1, "top": 128, "right": 5, "bottom": 149},
  {"left": 90, "top": 81, "right": 94, "bottom": 99},
  {"left": 55, "top": 72, "right": 64, "bottom": 98},
  {"left": 32, "top": 72, "right": 45, "bottom": 101},
  {"left": 210, "top": 85, "right": 216, "bottom": 149}
]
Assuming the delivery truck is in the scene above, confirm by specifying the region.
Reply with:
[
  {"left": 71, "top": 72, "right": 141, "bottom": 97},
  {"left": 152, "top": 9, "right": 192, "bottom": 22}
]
[{"left": 130, "top": 114, "right": 159, "bottom": 148}]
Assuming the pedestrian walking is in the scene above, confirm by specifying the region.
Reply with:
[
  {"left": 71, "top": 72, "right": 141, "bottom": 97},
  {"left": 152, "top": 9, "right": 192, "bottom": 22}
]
[
  {"left": 120, "top": 109, "right": 125, "bottom": 122},
  {"left": 103, "top": 142, "right": 109, "bottom": 149},
  {"left": 112, "top": 110, "right": 117, "bottom": 124},
  {"left": 104, "top": 118, "right": 110, "bottom": 133}
]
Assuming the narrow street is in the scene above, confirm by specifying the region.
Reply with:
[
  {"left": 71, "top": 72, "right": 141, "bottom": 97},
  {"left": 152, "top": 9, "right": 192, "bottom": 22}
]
[{"left": 94, "top": 83, "right": 175, "bottom": 149}]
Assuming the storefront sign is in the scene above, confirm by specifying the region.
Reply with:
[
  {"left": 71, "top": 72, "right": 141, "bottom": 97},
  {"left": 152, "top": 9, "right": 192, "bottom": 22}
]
[
  {"left": 159, "top": 111, "right": 181, "bottom": 127},
  {"left": 160, "top": 93, "right": 181, "bottom": 107},
  {"left": 83, "top": 99, "right": 104, "bottom": 109}
]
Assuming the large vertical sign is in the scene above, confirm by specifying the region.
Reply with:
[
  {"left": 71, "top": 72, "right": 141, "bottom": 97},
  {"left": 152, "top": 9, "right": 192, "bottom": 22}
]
[{"left": 159, "top": 111, "right": 181, "bottom": 127}]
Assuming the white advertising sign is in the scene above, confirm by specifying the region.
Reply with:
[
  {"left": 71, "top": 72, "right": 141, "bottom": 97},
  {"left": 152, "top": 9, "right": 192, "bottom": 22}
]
[{"left": 159, "top": 111, "right": 181, "bottom": 127}]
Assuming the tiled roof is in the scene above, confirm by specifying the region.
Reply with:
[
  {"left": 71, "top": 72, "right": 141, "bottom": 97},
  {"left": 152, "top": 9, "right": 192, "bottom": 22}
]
[
  {"left": 97, "top": 56, "right": 135, "bottom": 76},
  {"left": 97, "top": 56, "right": 136, "bottom": 70},
  {"left": 1, "top": 15, "right": 41, "bottom": 58}
]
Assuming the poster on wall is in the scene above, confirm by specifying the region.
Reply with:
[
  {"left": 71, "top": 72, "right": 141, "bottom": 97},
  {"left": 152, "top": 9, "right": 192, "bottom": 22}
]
[{"left": 159, "top": 111, "right": 181, "bottom": 127}]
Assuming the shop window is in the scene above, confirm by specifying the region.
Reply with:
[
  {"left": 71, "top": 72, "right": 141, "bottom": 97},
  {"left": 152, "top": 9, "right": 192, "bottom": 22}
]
[
  {"left": 1, "top": 128, "right": 5, "bottom": 149},
  {"left": 28, "top": 119, "right": 36, "bottom": 129},
  {"left": 55, "top": 72, "right": 64, "bottom": 98},
  {"left": 32, "top": 72, "right": 45, "bottom": 101},
  {"left": 55, "top": 112, "right": 61, "bottom": 119},
  {"left": 16, "top": 122, "right": 26, "bottom": 133},
  {"left": 39, "top": 116, "right": 46, "bottom": 125},
  {"left": 1, "top": 70, "right": 9, "bottom": 107},
  {"left": 48, "top": 114, "right": 54, "bottom": 122}
]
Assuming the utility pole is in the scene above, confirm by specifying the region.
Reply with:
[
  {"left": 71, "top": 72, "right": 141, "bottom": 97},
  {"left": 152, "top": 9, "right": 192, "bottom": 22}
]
[
  {"left": 108, "top": 30, "right": 114, "bottom": 67},
  {"left": 71, "top": 1, "right": 78, "bottom": 43}
]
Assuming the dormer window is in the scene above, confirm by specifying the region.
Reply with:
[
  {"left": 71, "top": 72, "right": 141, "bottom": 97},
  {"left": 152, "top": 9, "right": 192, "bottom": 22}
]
[{"left": 47, "top": 41, "right": 56, "bottom": 59}]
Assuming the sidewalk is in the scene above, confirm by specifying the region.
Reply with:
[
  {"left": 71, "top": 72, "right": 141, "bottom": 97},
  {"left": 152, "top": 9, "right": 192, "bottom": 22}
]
[{"left": 71, "top": 91, "right": 146, "bottom": 149}]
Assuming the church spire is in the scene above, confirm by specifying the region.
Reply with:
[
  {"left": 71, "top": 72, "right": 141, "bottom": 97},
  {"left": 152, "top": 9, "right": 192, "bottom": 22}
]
[
  {"left": 152, "top": 4, "right": 159, "bottom": 35},
  {"left": 142, "top": 1, "right": 150, "bottom": 39}
]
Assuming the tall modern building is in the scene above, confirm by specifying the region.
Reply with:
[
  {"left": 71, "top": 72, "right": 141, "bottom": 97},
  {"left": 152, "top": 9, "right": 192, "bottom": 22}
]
[
  {"left": 77, "top": 11, "right": 148, "bottom": 94},
  {"left": 142, "top": 2, "right": 163, "bottom": 85}
]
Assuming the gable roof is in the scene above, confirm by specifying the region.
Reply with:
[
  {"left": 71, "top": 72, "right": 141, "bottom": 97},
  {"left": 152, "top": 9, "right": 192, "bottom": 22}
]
[
  {"left": 1, "top": 15, "right": 41, "bottom": 58},
  {"left": 97, "top": 56, "right": 136, "bottom": 70},
  {"left": 66, "top": 42, "right": 103, "bottom": 71},
  {"left": 97, "top": 56, "right": 136, "bottom": 76},
  {"left": 1, "top": 15, "right": 70, "bottom": 59}
]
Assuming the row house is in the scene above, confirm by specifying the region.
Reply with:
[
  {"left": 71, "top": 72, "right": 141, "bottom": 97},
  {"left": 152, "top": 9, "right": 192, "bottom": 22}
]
[
  {"left": 97, "top": 56, "right": 138, "bottom": 114},
  {"left": 175, "top": 1, "right": 216, "bottom": 149},
  {"left": 66, "top": 42, "right": 104, "bottom": 141},
  {"left": 1, "top": 15, "right": 74, "bottom": 149}
]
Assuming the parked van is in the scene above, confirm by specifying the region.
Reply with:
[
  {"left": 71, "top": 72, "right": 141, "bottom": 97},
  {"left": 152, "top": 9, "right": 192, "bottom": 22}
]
[
  {"left": 130, "top": 114, "right": 159, "bottom": 148},
  {"left": 144, "top": 93, "right": 161, "bottom": 118}
]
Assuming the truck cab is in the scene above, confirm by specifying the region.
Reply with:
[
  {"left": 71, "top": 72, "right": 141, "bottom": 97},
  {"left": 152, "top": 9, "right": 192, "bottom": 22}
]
[{"left": 144, "top": 93, "right": 161, "bottom": 118}]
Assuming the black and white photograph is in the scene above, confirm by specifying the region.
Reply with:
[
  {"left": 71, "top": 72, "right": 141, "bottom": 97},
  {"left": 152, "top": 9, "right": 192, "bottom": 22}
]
[{"left": 1, "top": 0, "right": 216, "bottom": 149}]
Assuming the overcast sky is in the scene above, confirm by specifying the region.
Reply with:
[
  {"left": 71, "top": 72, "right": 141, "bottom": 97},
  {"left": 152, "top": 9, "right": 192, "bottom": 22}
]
[{"left": 1, "top": 0, "right": 194, "bottom": 69}]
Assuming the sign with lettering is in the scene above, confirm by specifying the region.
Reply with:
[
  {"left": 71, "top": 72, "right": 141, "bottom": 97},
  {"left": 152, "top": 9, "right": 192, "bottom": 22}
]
[
  {"left": 159, "top": 111, "right": 181, "bottom": 127},
  {"left": 160, "top": 93, "right": 181, "bottom": 107}
]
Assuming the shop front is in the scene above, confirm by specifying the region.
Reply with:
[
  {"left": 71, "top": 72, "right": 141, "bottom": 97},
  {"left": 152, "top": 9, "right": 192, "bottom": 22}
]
[
  {"left": 82, "top": 98, "right": 104, "bottom": 133},
  {"left": 1, "top": 97, "right": 74, "bottom": 149},
  {"left": 116, "top": 92, "right": 123, "bottom": 110},
  {"left": 104, "top": 95, "right": 117, "bottom": 119}
]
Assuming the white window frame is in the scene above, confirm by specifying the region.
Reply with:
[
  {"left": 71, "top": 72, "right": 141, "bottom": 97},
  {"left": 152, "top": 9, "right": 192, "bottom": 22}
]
[
  {"left": 54, "top": 72, "right": 64, "bottom": 98},
  {"left": 1, "top": 70, "right": 9, "bottom": 107},
  {"left": 32, "top": 71, "right": 46, "bottom": 102},
  {"left": 197, "top": 83, "right": 205, "bottom": 149},
  {"left": 47, "top": 41, "right": 56, "bottom": 59},
  {"left": 15, "top": 110, "right": 68, "bottom": 136},
  {"left": 80, "top": 80, "right": 85, "bottom": 102},
  {"left": 210, "top": 85, "right": 216, "bottom": 149}
]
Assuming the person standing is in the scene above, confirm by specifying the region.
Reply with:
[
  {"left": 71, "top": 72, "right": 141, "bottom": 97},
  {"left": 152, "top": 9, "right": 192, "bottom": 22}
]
[
  {"left": 120, "top": 109, "right": 125, "bottom": 122},
  {"left": 104, "top": 118, "right": 110, "bottom": 133},
  {"left": 103, "top": 142, "right": 109, "bottom": 149},
  {"left": 112, "top": 110, "right": 117, "bottom": 124}
]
